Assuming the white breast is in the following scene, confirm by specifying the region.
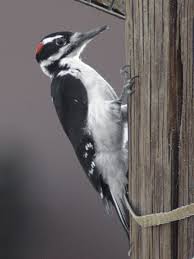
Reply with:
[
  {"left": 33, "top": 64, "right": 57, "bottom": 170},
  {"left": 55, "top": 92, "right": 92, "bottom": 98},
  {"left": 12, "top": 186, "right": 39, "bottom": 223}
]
[
  {"left": 59, "top": 58, "right": 122, "bottom": 152},
  {"left": 59, "top": 58, "right": 128, "bottom": 195},
  {"left": 60, "top": 57, "right": 117, "bottom": 100}
]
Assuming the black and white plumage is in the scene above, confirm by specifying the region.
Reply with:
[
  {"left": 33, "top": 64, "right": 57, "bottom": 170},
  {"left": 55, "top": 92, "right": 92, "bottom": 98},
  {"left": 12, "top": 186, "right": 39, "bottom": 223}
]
[{"left": 35, "top": 26, "right": 131, "bottom": 238}]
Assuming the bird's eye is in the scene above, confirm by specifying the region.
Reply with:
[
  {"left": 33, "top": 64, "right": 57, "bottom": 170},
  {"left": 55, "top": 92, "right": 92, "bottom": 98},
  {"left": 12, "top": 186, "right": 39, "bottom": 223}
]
[{"left": 55, "top": 38, "right": 66, "bottom": 46}]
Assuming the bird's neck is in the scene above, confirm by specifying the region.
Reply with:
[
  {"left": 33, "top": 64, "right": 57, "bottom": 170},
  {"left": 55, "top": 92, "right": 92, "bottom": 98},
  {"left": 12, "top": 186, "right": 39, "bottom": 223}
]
[
  {"left": 59, "top": 56, "right": 81, "bottom": 69},
  {"left": 40, "top": 56, "right": 83, "bottom": 79},
  {"left": 40, "top": 59, "right": 60, "bottom": 78}
]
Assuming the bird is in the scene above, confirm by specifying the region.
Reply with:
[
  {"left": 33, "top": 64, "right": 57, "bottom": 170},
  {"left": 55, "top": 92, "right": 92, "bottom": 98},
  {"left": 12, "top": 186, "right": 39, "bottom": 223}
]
[{"left": 35, "top": 25, "right": 136, "bottom": 239}]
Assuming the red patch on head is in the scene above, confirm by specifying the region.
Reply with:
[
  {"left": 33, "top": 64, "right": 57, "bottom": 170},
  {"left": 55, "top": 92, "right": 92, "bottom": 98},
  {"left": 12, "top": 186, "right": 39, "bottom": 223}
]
[{"left": 35, "top": 42, "right": 44, "bottom": 55}]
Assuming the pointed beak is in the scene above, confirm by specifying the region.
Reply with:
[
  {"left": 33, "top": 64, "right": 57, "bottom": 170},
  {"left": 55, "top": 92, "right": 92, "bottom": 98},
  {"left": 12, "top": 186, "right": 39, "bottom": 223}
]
[
  {"left": 80, "top": 25, "right": 110, "bottom": 41},
  {"left": 72, "top": 25, "right": 110, "bottom": 47}
]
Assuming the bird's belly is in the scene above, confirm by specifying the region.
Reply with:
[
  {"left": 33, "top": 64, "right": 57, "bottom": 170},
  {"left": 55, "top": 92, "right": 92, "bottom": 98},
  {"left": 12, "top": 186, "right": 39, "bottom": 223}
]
[{"left": 87, "top": 100, "right": 122, "bottom": 152}]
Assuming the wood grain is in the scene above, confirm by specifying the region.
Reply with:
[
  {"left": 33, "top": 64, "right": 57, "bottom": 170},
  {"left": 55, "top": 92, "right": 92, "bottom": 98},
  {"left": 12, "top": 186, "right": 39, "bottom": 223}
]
[{"left": 126, "top": 0, "right": 194, "bottom": 258}]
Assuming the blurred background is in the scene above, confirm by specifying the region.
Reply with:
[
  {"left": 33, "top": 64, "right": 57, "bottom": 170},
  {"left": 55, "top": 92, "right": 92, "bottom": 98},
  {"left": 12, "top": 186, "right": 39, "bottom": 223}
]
[{"left": 0, "top": 0, "right": 127, "bottom": 258}]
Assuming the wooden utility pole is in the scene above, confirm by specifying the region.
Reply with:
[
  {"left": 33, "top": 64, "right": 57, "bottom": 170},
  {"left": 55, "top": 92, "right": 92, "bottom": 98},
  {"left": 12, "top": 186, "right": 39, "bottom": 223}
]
[{"left": 126, "top": 0, "right": 194, "bottom": 258}]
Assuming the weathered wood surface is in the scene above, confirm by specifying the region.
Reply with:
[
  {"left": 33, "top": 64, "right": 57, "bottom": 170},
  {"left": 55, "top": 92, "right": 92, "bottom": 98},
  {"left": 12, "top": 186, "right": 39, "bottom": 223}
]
[
  {"left": 177, "top": 1, "right": 194, "bottom": 258},
  {"left": 126, "top": 0, "right": 194, "bottom": 258},
  {"left": 92, "top": 0, "right": 125, "bottom": 14}
]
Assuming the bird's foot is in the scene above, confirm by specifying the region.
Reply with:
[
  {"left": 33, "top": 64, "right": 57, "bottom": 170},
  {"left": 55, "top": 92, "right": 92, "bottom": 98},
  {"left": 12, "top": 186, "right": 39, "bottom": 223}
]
[
  {"left": 121, "top": 75, "right": 138, "bottom": 97},
  {"left": 119, "top": 65, "right": 139, "bottom": 103}
]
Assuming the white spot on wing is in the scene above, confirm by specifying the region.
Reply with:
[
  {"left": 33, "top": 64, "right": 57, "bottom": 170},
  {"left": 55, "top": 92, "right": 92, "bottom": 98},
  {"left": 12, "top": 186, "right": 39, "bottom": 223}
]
[
  {"left": 89, "top": 168, "right": 94, "bottom": 175},
  {"left": 85, "top": 142, "right": 93, "bottom": 151},
  {"left": 88, "top": 143, "right": 93, "bottom": 148},
  {"left": 83, "top": 152, "right": 88, "bottom": 158},
  {"left": 91, "top": 161, "right": 95, "bottom": 168},
  {"left": 88, "top": 161, "right": 95, "bottom": 175}
]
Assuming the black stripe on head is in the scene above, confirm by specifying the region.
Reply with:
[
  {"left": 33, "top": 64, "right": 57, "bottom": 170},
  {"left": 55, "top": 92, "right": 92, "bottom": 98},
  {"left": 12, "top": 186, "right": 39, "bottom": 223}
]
[{"left": 36, "top": 31, "right": 73, "bottom": 63}]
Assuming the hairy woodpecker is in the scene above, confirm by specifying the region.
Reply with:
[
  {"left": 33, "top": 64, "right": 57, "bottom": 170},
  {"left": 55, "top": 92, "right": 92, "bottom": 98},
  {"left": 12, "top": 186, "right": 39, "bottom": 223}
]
[{"left": 35, "top": 26, "right": 135, "bottom": 238}]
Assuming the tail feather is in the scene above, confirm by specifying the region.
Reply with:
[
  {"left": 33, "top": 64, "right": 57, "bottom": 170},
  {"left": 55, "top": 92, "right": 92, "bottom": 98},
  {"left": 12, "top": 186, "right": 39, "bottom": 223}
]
[{"left": 111, "top": 192, "right": 129, "bottom": 239}]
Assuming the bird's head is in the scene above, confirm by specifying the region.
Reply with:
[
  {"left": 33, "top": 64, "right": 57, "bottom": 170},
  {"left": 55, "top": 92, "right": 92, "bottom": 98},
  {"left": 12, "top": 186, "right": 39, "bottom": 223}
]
[{"left": 35, "top": 25, "right": 109, "bottom": 77}]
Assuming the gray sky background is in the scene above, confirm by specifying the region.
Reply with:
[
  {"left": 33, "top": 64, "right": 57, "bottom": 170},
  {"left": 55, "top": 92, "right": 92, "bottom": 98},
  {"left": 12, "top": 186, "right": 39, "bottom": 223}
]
[{"left": 0, "top": 0, "right": 128, "bottom": 258}]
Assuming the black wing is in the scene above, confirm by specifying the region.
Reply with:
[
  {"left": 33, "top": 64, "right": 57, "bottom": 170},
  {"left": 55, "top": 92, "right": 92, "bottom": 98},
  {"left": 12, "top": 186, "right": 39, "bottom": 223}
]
[
  {"left": 51, "top": 74, "right": 129, "bottom": 238},
  {"left": 51, "top": 73, "right": 88, "bottom": 147},
  {"left": 51, "top": 74, "right": 111, "bottom": 198}
]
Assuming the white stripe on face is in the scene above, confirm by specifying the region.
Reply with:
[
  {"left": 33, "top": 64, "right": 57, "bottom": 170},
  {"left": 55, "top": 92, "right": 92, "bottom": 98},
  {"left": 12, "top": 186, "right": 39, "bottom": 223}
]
[{"left": 42, "top": 35, "right": 63, "bottom": 44}]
